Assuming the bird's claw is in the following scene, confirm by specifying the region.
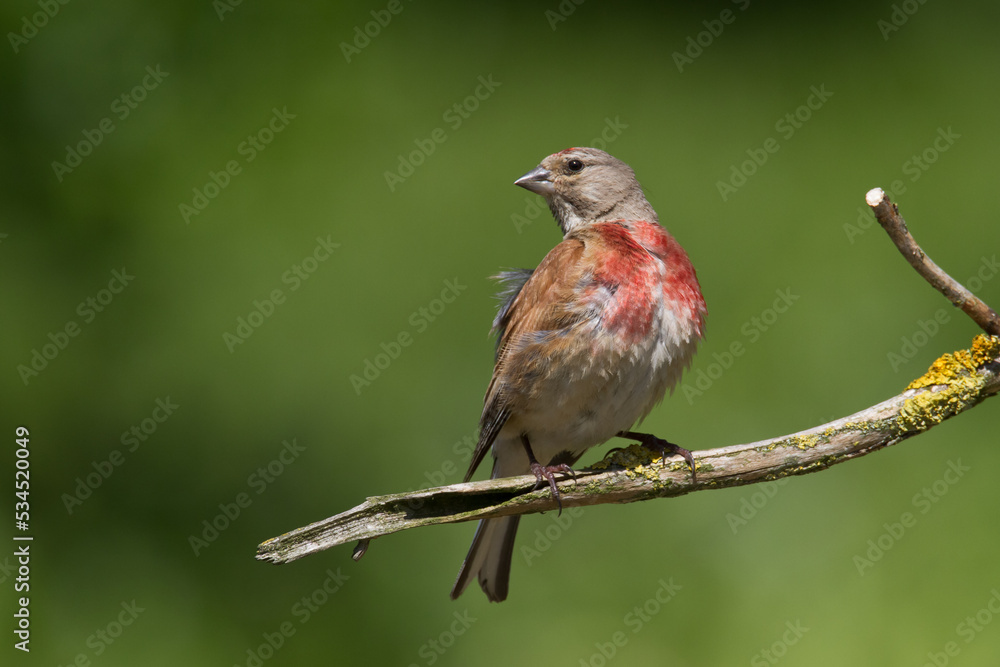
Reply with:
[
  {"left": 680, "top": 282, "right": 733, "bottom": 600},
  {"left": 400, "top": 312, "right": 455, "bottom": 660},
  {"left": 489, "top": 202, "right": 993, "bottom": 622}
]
[
  {"left": 619, "top": 431, "right": 697, "bottom": 484},
  {"left": 529, "top": 462, "right": 575, "bottom": 514}
]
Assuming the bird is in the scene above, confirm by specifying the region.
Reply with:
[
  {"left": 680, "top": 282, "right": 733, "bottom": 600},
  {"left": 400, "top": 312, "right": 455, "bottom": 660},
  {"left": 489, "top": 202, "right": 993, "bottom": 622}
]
[{"left": 450, "top": 147, "right": 707, "bottom": 602}]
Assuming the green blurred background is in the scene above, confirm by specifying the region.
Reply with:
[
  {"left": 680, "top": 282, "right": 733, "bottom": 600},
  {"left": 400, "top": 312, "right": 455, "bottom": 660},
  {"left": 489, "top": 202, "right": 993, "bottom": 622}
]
[{"left": 3, "top": 1, "right": 1000, "bottom": 665}]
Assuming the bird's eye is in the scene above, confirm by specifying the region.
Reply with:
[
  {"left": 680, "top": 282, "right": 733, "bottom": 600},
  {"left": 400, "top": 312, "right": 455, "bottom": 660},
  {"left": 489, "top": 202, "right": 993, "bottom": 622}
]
[{"left": 567, "top": 159, "right": 584, "bottom": 173}]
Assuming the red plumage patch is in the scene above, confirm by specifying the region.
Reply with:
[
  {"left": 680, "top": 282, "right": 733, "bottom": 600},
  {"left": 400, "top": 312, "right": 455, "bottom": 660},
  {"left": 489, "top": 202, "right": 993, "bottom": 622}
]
[
  {"left": 588, "top": 221, "right": 705, "bottom": 342},
  {"left": 590, "top": 222, "right": 657, "bottom": 343}
]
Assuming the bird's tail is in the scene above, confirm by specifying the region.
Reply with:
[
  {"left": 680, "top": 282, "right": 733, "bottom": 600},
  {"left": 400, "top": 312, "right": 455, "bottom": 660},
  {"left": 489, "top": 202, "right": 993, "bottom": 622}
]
[{"left": 450, "top": 515, "right": 521, "bottom": 602}]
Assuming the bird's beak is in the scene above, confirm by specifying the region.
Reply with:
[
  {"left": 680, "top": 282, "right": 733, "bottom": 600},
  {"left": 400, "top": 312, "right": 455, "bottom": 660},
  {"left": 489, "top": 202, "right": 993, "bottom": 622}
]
[{"left": 514, "top": 166, "right": 554, "bottom": 196}]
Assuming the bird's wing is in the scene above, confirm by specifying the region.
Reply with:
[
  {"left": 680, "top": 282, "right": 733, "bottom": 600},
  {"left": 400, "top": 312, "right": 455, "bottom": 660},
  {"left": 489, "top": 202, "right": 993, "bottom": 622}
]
[{"left": 463, "top": 237, "right": 589, "bottom": 481}]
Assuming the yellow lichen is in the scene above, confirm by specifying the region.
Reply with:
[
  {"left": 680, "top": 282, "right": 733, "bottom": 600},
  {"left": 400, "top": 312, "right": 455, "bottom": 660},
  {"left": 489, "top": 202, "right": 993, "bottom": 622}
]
[
  {"left": 898, "top": 334, "right": 999, "bottom": 432},
  {"left": 589, "top": 443, "right": 679, "bottom": 487},
  {"left": 970, "top": 333, "right": 1000, "bottom": 367},
  {"left": 908, "top": 334, "right": 1000, "bottom": 390},
  {"left": 787, "top": 434, "right": 821, "bottom": 451}
]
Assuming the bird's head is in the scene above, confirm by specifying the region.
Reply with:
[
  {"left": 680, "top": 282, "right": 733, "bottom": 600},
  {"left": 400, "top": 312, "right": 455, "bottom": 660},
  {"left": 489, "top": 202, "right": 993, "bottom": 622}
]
[{"left": 514, "top": 147, "right": 656, "bottom": 235}]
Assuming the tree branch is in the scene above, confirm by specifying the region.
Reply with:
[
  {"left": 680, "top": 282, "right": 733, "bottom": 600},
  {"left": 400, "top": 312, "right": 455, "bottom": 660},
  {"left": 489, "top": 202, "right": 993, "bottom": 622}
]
[
  {"left": 866, "top": 187, "right": 1000, "bottom": 335},
  {"left": 257, "top": 190, "right": 1000, "bottom": 566}
]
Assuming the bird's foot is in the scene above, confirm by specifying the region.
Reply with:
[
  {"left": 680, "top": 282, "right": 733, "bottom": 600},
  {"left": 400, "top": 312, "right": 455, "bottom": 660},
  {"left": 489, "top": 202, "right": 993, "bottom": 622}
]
[
  {"left": 529, "top": 462, "right": 575, "bottom": 514},
  {"left": 619, "top": 431, "right": 697, "bottom": 483}
]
